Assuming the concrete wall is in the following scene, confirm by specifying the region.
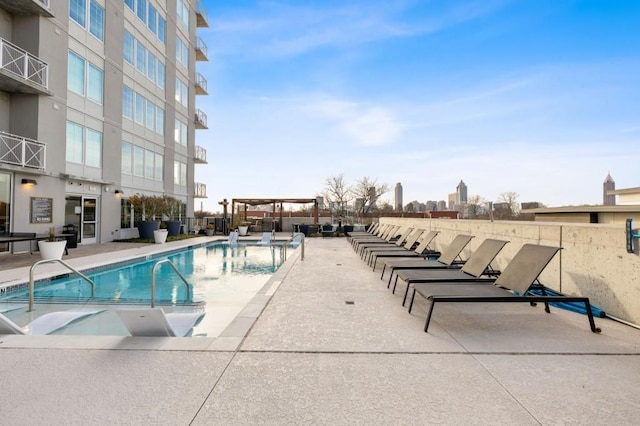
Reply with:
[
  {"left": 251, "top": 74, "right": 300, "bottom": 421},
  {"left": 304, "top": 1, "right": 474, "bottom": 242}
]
[{"left": 380, "top": 217, "right": 640, "bottom": 325}]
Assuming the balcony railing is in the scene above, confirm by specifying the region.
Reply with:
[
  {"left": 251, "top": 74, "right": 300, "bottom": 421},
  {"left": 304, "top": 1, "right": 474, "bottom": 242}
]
[
  {"left": 194, "top": 182, "right": 207, "bottom": 198},
  {"left": 196, "top": 0, "right": 209, "bottom": 27},
  {"left": 195, "top": 109, "right": 208, "bottom": 129},
  {"left": 0, "top": 131, "right": 46, "bottom": 170},
  {"left": 195, "top": 37, "right": 208, "bottom": 61},
  {"left": 195, "top": 72, "right": 208, "bottom": 95},
  {"left": 0, "top": 37, "right": 48, "bottom": 93},
  {"left": 0, "top": 0, "right": 53, "bottom": 16},
  {"left": 194, "top": 145, "right": 207, "bottom": 164}
]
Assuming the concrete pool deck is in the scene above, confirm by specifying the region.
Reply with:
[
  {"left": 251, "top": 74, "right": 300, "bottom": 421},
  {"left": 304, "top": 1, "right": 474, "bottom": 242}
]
[{"left": 1, "top": 236, "right": 640, "bottom": 424}]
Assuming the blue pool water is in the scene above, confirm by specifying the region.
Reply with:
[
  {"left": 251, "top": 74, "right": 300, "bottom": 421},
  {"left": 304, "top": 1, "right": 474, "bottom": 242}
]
[{"left": 1, "top": 242, "right": 293, "bottom": 305}]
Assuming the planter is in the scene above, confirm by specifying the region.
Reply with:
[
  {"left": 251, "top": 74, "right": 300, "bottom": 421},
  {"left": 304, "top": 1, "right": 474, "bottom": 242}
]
[
  {"left": 38, "top": 240, "right": 67, "bottom": 260},
  {"left": 137, "top": 221, "right": 161, "bottom": 239},
  {"left": 205, "top": 228, "right": 215, "bottom": 236},
  {"left": 165, "top": 221, "right": 181, "bottom": 236},
  {"left": 154, "top": 229, "right": 168, "bottom": 244},
  {"left": 238, "top": 226, "right": 249, "bottom": 236}
]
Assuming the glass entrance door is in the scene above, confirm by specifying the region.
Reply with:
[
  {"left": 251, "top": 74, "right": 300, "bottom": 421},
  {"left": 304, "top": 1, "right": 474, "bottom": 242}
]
[{"left": 82, "top": 197, "right": 98, "bottom": 244}]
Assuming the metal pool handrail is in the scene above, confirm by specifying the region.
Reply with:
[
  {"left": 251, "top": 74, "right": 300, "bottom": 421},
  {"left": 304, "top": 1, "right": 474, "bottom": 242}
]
[
  {"left": 151, "top": 259, "right": 192, "bottom": 308},
  {"left": 29, "top": 259, "right": 95, "bottom": 312},
  {"left": 284, "top": 232, "right": 305, "bottom": 261}
]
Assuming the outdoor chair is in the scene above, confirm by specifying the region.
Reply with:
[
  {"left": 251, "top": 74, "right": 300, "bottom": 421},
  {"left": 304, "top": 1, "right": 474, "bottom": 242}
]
[
  {"left": 360, "top": 229, "right": 423, "bottom": 261},
  {"left": 116, "top": 308, "right": 205, "bottom": 337},
  {"left": 0, "top": 309, "right": 104, "bottom": 335}
]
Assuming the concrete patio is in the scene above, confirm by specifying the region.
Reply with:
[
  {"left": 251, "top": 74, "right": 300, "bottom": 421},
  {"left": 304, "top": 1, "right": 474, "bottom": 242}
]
[{"left": 1, "top": 236, "right": 639, "bottom": 425}]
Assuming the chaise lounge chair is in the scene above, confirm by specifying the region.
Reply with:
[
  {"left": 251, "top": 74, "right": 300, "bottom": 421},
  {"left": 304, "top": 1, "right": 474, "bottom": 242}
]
[
  {"left": 350, "top": 225, "right": 399, "bottom": 249},
  {"left": 116, "top": 308, "right": 205, "bottom": 337},
  {"left": 380, "top": 234, "right": 473, "bottom": 282},
  {"left": 406, "top": 244, "right": 601, "bottom": 333},
  {"left": 361, "top": 229, "right": 424, "bottom": 261},
  {"left": 394, "top": 239, "right": 508, "bottom": 304},
  {"left": 353, "top": 227, "right": 410, "bottom": 254},
  {"left": 228, "top": 231, "right": 239, "bottom": 245},
  {"left": 367, "top": 230, "right": 441, "bottom": 270},
  {"left": 257, "top": 232, "right": 274, "bottom": 246},
  {"left": 0, "top": 309, "right": 104, "bottom": 335}
]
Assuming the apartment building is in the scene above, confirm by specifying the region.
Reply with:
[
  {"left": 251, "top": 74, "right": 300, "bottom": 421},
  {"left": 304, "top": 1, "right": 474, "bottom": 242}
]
[{"left": 0, "top": 0, "right": 209, "bottom": 249}]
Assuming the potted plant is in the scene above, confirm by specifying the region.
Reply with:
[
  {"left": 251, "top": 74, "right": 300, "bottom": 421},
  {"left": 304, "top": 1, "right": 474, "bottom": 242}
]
[
  {"left": 160, "top": 195, "right": 183, "bottom": 236},
  {"left": 129, "top": 194, "right": 162, "bottom": 239},
  {"left": 205, "top": 223, "right": 215, "bottom": 236},
  {"left": 38, "top": 226, "right": 67, "bottom": 260}
]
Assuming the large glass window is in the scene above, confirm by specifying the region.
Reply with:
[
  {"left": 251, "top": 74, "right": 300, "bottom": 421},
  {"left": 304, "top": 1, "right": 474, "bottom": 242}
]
[
  {"left": 154, "top": 153, "right": 163, "bottom": 180},
  {"left": 136, "top": 0, "right": 147, "bottom": 22},
  {"left": 125, "top": 0, "right": 134, "bottom": 11},
  {"left": 87, "top": 64, "right": 103, "bottom": 105},
  {"left": 136, "top": 43, "right": 146, "bottom": 74},
  {"left": 134, "top": 93, "right": 144, "bottom": 125},
  {"left": 175, "top": 78, "right": 188, "bottom": 108},
  {"left": 68, "top": 51, "right": 85, "bottom": 95},
  {"left": 175, "top": 118, "right": 188, "bottom": 146},
  {"left": 145, "top": 149, "right": 155, "bottom": 178},
  {"left": 66, "top": 121, "right": 84, "bottom": 164},
  {"left": 174, "top": 161, "right": 187, "bottom": 186},
  {"left": 89, "top": 1, "right": 104, "bottom": 41},
  {"left": 147, "top": 53, "right": 156, "bottom": 82},
  {"left": 148, "top": 4, "right": 157, "bottom": 34},
  {"left": 122, "top": 86, "right": 133, "bottom": 119},
  {"left": 133, "top": 146, "right": 144, "bottom": 176},
  {"left": 177, "top": 0, "right": 189, "bottom": 31},
  {"left": 124, "top": 31, "right": 134, "bottom": 64},
  {"left": 145, "top": 101, "right": 155, "bottom": 130},
  {"left": 121, "top": 142, "right": 133, "bottom": 174},
  {"left": 158, "top": 16, "right": 166, "bottom": 43},
  {"left": 86, "top": 129, "right": 102, "bottom": 167},
  {"left": 155, "top": 107, "right": 164, "bottom": 135},
  {"left": 157, "top": 61, "right": 165, "bottom": 89},
  {"left": 176, "top": 37, "right": 189, "bottom": 69},
  {"left": 69, "top": 0, "right": 86, "bottom": 27}
]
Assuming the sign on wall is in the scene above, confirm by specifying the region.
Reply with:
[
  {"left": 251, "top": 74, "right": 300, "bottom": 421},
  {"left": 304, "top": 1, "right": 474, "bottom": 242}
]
[{"left": 30, "top": 197, "right": 53, "bottom": 223}]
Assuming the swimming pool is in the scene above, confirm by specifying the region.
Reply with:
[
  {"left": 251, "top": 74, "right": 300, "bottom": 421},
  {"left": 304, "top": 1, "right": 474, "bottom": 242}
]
[{"left": 0, "top": 240, "right": 300, "bottom": 337}]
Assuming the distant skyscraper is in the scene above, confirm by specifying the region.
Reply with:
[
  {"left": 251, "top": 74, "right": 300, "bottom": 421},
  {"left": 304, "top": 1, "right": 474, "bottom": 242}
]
[
  {"left": 395, "top": 183, "right": 403, "bottom": 211},
  {"left": 456, "top": 180, "right": 468, "bottom": 204},
  {"left": 368, "top": 186, "right": 377, "bottom": 208},
  {"left": 603, "top": 173, "right": 616, "bottom": 206}
]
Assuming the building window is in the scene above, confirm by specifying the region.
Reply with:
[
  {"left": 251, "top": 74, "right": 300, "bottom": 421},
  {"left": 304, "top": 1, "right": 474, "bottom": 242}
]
[
  {"left": 174, "top": 161, "right": 187, "bottom": 186},
  {"left": 133, "top": 145, "right": 144, "bottom": 177},
  {"left": 68, "top": 51, "right": 85, "bottom": 95},
  {"left": 175, "top": 78, "right": 188, "bottom": 108},
  {"left": 176, "top": 37, "right": 189, "bottom": 69},
  {"left": 124, "top": 31, "right": 134, "bottom": 64},
  {"left": 125, "top": 0, "right": 134, "bottom": 11},
  {"left": 158, "top": 16, "right": 166, "bottom": 43},
  {"left": 148, "top": 4, "right": 157, "bottom": 34},
  {"left": 87, "top": 63, "right": 103, "bottom": 105},
  {"left": 177, "top": 0, "right": 189, "bottom": 31},
  {"left": 86, "top": 129, "right": 102, "bottom": 167},
  {"left": 157, "top": 61, "right": 165, "bottom": 89},
  {"left": 121, "top": 141, "right": 133, "bottom": 175},
  {"left": 89, "top": 1, "right": 105, "bottom": 41},
  {"left": 122, "top": 86, "right": 133, "bottom": 119},
  {"left": 155, "top": 152, "right": 163, "bottom": 180},
  {"left": 69, "top": 0, "right": 86, "bottom": 27},
  {"left": 155, "top": 107, "right": 164, "bottom": 135},
  {"left": 136, "top": 43, "right": 146, "bottom": 74},
  {"left": 66, "top": 121, "right": 102, "bottom": 167},
  {"left": 145, "top": 149, "right": 154, "bottom": 178},
  {"left": 66, "top": 121, "right": 84, "bottom": 163},
  {"left": 134, "top": 92, "right": 144, "bottom": 125},
  {"left": 145, "top": 100, "right": 155, "bottom": 130},
  {"left": 174, "top": 118, "right": 188, "bottom": 146},
  {"left": 136, "top": 0, "right": 147, "bottom": 22}
]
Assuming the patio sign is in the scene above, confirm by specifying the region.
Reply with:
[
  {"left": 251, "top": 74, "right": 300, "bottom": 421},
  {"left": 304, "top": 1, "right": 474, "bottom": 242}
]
[{"left": 30, "top": 196, "right": 53, "bottom": 223}]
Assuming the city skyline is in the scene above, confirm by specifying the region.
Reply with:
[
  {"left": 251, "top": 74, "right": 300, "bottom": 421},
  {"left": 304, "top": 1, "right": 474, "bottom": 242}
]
[{"left": 195, "top": 0, "right": 640, "bottom": 211}]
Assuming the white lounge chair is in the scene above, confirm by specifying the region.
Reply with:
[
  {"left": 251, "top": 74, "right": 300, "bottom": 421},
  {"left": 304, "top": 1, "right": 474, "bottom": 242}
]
[
  {"left": 228, "top": 230, "right": 239, "bottom": 245},
  {"left": 0, "top": 309, "right": 104, "bottom": 335},
  {"left": 257, "top": 232, "right": 273, "bottom": 246},
  {"left": 115, "top": 308, "right": 205, "bottom": 337}
]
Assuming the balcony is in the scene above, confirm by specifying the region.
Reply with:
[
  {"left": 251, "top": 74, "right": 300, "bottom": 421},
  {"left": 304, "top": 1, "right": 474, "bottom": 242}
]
[
  {"left": 194, "top": 182, "right": 207, "bottom": 198},
  {"left": 0, "top": 0, "right": 53, "bottom": 17},
  {"left": 195, "top": 37, "right": 208, "bottom": 61},
  {"left": 195, "top": 109, "right": 208, "bottom": 129},
  {"left": 195, "top": 72, "right": 208, "bottom": 95},
  {"left": 194, "top": 145, "right": 207, "bottom": 164},
  {"left": 0, "top": 37, "right": 49, "bottom": 95},
  {"left": 0, "top": 131, "right": 46, "bottom": 170},
  {"left": 195, "top": 0, "right": 209, "bottom": 28}
]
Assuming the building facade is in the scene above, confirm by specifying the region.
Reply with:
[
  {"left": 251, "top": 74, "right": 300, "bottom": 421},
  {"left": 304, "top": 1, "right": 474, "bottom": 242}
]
[
  {"left": 0, "top": 0, "right": 208, "bottom": 250},
  {"left": 394, "top": 182, "right": 403, "bottom": 211}
]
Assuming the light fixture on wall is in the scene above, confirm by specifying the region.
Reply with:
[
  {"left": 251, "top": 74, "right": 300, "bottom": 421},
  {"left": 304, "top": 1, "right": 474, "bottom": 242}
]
[
  {"left": 114, "top": 190, "right": 124, "bottom": 196},
  {"left": 104, "top": 186, "right": 110, "bottom": 192},
  {"left": 21, "top": 178, "right": 37, "bottom": 186}
]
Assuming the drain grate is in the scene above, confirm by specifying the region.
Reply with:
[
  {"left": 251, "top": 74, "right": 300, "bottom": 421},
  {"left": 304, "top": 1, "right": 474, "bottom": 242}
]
[{"left": 345, "top": 300, "right": 355, "bottom": 305}]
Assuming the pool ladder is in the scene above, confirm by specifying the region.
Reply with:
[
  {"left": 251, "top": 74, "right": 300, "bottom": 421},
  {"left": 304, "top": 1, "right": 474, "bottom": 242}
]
[
  {"left": 284, "top": 233, "right": 305, "bottom": 261},
  {"left": 151, "top": 259, "right": 192, "bottom": 308},
  {"left": 28, "top": 259, "right": 96, "bottom": 312}
]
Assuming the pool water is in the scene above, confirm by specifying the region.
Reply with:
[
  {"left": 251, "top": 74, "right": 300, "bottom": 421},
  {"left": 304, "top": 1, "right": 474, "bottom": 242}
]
[{"left": 1, "top": 243, "right": 288, "bottom": 305}]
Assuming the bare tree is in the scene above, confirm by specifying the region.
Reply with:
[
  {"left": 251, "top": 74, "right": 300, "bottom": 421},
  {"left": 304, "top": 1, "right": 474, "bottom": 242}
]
[
  {"left": 351, "top": 176, "right": 390, "bottom": 215},
  {"left": 467, "top": 195, "right": 487, "bottom": 218},
  {"left": 497, "top": 192, "right": 521, "bottom": 218},
  {"left": 321, "top": 174, "right": 353, "bottom": 218}
]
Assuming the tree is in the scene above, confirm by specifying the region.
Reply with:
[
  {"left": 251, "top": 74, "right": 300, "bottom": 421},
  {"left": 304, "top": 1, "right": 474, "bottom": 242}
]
[
  {"left": 467, "top": 195, "right": 487, "bottom": 218},
  {"left": 497, "top": 192, "right": 521, "bottom": 219},
  {"left": 321, "top": 174, "right": 353, "bottom": 219},
  {"left": 351, "top": 176, "right": 390, "bottom": 215}
]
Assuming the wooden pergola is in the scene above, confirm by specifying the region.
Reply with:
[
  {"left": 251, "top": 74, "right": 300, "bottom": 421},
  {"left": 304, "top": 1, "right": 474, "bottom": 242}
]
[{"left": 231, "top": 198, "right": 319, "bottom": 230}]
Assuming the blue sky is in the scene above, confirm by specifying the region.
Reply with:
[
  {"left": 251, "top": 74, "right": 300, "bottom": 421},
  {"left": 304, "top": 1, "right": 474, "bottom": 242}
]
[{"left": 194, "top": 0, "right": 640, "bottom": 212}]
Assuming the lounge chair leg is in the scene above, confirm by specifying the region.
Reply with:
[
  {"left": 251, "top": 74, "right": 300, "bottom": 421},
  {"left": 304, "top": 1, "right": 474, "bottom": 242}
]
[
  {"left": 543, "top": 301, "right": 551, "bottom": 314},
  {"left": 583, "top": 300, "right": 602, "bottom": 333},
  {"left": 380, "top": 265, "right": 386, "bottom": 280},
  {"left": 424, "top": 300, "right": 435, "bottom": 332},
  {"left": 393, "top": 275, "right": 400, "bottom": 294},
  {"left": 372, "top": 258, "right": 377, "bottom": 271},
  {"left": 408, "top": 288, "right": 417, "bottom": 313},
  {"left": 402, "top": 283, "right": 412, "bottom": 307}
]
